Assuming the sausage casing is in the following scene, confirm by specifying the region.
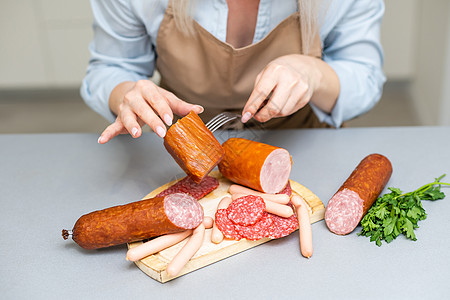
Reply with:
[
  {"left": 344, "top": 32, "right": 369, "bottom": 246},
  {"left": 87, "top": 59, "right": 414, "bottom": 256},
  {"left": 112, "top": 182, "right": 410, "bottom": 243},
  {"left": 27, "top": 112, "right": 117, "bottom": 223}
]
[
  {"left": 218, "top": 138, "right": 292, "bottom": 193},
  {"left": 325, "top": 154, "right": 393, "bottom": 235},
  {"left": 62, "top": 193, "right": 204, "bottom": 249},
  {"left": 164, "top": 111, "right": 224, "bottom": 183}
]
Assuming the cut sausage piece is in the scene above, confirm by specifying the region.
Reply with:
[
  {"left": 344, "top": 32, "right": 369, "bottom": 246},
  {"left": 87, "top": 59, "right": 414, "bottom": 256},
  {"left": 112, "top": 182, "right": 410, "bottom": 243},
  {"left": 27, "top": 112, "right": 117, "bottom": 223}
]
[
  {"left": 62, "top": 193, "right": 204, "bottom": 249},
  {"left": 235, "top": 212, "right": 273, "bottom": 241},
  {"left": 325, "top": 153, "right": 393, "bottom": 235},
  {"left": 164, "top": 111, "right": 224, "bottom": 183},
  {"left": 215, "top": 209, "right": 242, "bottom": 240},
  {"left": 211, "top": 197, "right": 233, "bottom": 244},
  {"left": 218, "top": 138, "right": 292, "bottom": 193},
  {"left": 266, "top": 214, "right": 298, "bottom": 239},
  {"left": 226, "top": 195, "right": 266, "bottom": 226},
  {"left": 155, "top": 175, "right": 219, "bottom": 200}
]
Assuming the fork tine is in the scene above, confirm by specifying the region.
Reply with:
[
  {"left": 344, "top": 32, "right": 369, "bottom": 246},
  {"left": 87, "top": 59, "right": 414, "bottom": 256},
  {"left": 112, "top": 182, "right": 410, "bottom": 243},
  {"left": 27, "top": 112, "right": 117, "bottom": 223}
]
[
  {"left": 205, "top": 113, "right": 225, "bottom": 128},
  {"left": 208, "top": 114, "right": 239, "bottom": 132},
  {"left": 206, "top": 114, "right": 228, "bottom": 130}
]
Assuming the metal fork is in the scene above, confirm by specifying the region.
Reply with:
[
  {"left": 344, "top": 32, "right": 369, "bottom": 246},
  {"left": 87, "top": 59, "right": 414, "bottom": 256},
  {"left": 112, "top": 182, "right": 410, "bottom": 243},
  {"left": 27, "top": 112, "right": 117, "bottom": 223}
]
[{"left": 205, "top": 112, "right": 241, "bottom": 132}]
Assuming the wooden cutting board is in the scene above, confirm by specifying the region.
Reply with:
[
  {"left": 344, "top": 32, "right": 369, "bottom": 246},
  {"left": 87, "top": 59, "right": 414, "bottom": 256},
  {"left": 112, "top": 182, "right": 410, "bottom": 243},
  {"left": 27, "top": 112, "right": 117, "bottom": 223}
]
[{"left": 127, "top": 170, "right": 325, "bottom": 283}]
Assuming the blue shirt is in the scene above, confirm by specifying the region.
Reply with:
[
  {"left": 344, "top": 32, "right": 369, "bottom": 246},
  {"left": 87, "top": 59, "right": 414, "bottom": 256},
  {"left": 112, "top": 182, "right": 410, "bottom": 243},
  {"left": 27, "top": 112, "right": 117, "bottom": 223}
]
[{"left": 81, "top": 0, "right": 386, "bottom": 127}]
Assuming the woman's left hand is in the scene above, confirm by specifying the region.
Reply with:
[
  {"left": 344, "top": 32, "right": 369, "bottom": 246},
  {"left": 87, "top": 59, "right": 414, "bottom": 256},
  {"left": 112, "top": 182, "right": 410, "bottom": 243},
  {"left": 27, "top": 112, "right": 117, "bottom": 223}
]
[{"left": 241, "top": 54, "right": 336, "bottom": 123}]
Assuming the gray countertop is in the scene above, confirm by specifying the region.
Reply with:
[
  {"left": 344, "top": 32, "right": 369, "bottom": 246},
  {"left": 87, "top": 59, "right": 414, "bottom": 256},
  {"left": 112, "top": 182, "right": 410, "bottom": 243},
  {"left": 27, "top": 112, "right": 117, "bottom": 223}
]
[{"left": 1, "top": 126, "right": 449, "bottom": 299}]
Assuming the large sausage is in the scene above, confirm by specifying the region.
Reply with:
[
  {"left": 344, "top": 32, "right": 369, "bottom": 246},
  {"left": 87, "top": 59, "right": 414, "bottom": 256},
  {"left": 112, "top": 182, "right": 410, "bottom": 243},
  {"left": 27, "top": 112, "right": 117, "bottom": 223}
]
[
  {"left": 325, "top": 154, "right": 393, "bottom": 235},
  {"left": 164, "top": 111, "right": 224, "bottom": 183},
  {"left": 62, "top": 193, "right": 204, "bottom": 249},
  {"left": 218, "top": 138, "right": 292, "bottom": 193}
]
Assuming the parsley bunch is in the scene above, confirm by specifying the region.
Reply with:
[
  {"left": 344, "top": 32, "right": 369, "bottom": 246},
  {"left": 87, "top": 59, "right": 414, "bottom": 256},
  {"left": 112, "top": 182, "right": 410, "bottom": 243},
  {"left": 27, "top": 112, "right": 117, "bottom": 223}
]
[{"left": 358, "top": 174, "right": 450, "bottom": 246}]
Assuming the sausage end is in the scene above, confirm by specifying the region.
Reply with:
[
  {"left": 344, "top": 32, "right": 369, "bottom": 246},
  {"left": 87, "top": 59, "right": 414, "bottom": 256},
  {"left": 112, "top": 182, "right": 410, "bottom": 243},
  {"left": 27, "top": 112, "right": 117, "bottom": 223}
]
[{"left": 62, "top": 229, "right": 71, "bottom": 240}]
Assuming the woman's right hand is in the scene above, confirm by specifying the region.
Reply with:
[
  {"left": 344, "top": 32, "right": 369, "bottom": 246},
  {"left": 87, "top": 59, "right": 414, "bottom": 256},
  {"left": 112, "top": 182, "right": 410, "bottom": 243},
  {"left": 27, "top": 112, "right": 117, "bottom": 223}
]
[{"left": 98, "top": 80, "right": 204, "bottom": 144}]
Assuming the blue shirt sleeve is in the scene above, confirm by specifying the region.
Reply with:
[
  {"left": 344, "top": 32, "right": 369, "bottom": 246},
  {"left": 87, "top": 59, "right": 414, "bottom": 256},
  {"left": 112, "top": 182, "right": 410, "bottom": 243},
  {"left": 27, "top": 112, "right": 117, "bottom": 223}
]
[
  {"left": 312, "top": 0, "right": 386, "bottom": 127},
  {"left": 80, "top": 0, "right": 157, "bottom": 122}
]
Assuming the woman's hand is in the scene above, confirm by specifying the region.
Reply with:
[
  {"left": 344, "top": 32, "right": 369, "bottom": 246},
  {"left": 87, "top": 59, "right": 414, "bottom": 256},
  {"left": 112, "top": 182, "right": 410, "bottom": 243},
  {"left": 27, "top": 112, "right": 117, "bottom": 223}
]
[
  {"left": 241, "top": 54, "right": 339, "bottom": 123},
  {"left": 98, "top": 80, "right": 203, "bottom": 144}
]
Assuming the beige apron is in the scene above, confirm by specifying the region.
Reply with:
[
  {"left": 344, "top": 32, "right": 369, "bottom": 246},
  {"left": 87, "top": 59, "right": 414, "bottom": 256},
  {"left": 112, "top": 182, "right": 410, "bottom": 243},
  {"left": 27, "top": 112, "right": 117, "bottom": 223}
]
[{"left": 156, "top": 1, "right": 331, "bottom": 129}]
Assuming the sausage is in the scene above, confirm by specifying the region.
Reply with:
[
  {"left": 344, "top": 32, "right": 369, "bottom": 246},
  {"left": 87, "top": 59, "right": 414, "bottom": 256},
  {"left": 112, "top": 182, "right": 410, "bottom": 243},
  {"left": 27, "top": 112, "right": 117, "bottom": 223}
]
[
  {"left": 325, "top": 153, "right": 393, "bottom": 235},
  {"left": 155, "top": 175, "right": 219, "bottom": 200},
  {"left": 218, "top": 138, "right": 292, "bottom": 193},
  {"left": 231, "top": 193, "right": 293, "bottom": 218},
  {"left": 127, "top": 230, "right": 192, "bottom": 262},
  {"left": 211, "top": 197, "right": 233, "bottom": 244},
  {"left": 229, "top": 184, "right": 290, "bottom": 204},
  {"left": 166, "top": 223, "right": 206, "bottom": 277},
  {"left": 62, "top": 193, "right": 204, "bottom": 249},
  {"left": 164, "top": 111, "right": 224, "bottom": 183},
  {"left": 126, "top": 217, "right": 213, "bottom": 262},
  {"left": 291, "top": 195, "right": 313, "bottom": 258}
]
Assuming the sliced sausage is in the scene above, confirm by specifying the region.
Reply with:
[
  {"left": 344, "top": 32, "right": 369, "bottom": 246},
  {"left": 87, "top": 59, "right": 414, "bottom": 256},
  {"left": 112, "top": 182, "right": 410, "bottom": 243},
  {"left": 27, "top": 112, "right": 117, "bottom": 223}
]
[
  {"left": 155, "top": 175, "right": 219, "bottom": 200},
  {"left": 325, "top": 153, "right": 393, "bottom": 235},
  {"left": 62, "top": 193, "right": 204, "bottom": 249},
  {"left": 218, "top": 138, "right": 292, "bottom": 193},
  {"left": 164, "top": 111, "right": 224, "bottom": 183},
  {"left": 211, "top": 197, "right": 233, "bottom": 244}
]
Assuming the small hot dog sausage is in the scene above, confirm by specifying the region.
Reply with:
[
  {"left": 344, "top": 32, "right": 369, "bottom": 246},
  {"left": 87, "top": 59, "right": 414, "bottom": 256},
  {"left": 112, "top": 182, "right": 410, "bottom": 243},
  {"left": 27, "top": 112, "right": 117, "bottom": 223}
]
[
  {"left": 211, "top": 197, "right": 233, "bottom": 244},
  {"left": 219, "top": 138, "right": 292, "bottom": 193},
  {"left": 325, "top": 154, "right": 393, "bottom": 235},
  {"left": 62, "top": 193, "right": 204, "bottom": 249},
  {"left": 166, "top": 223, "right": 206, "bottom": 277},
  {"left": 126, "top": 230, "right": 192, "bottom": 262},
  {"left": 229, "top": 184, "right": 290, "bottom": 204},
  {"left": 202, "top": 216, "right": 214, "bottom": 229},
  {"left": 231, "top": 193, "right": 293, "bottom": 218},
  {"left": 291, "top": 195, "right": 313, "bottom": 258},
  {"left": 126, "top": 217, "right": 213, "bottom": 262},
  {"left": 164, "top": 111, "right": 224, "bottom": 183}
]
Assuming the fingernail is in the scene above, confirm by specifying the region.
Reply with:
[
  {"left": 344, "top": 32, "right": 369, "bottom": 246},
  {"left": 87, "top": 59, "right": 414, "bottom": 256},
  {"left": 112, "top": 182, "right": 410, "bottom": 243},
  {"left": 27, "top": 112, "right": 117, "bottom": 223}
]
[
  {"left": 97, "top": 136, "right": 103, "bottom": 144},
  {"left": 156, "top": 126, "right": 166, "bottom": 138},
  {"left": 163, "top": 114, "right": 172, "bottom": 126},
  {"left": 195, "top": 105, "right": 204, "bottom": 114},
  {"left": 131, "top": 127, "right": 138, "bottom": 137},
  {"left": 241, "top": 112, "right": 252, "bottom": 123}
]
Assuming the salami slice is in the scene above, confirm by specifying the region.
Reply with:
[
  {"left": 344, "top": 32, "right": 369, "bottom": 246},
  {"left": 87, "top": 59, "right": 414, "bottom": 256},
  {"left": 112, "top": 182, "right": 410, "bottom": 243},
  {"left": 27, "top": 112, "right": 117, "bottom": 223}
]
[
  {"left": 277, "top": 181, "right": 292, "bottom": 196},
  {"left": 226, "top": 195, "right": 265, "bottom": 226},
  {"left": 266, "top": 214, "right": 298, "bottom": 239},
  {"left": 156, "top": 175, "right": 219, "bottom": 200},
  {"left": 235, "top": 212, "right": 273, "bottom": 241},
  {"left": 215, "top": 209, "right": 242, "bottom": 240}
]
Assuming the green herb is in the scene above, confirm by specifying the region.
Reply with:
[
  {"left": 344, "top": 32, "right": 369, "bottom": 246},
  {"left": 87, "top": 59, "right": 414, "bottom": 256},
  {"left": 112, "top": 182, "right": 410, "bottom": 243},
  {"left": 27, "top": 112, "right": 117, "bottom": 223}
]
[{"left": 358, "top": 174, "right": 450, "bottom": 246}]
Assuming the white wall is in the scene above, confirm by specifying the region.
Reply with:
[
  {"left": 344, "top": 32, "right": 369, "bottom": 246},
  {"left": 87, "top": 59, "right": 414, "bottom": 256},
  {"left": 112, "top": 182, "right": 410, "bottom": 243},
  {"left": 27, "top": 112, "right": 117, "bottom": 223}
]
[
  {"left": 411, "top": 0, "right": 450, "bottom": 125},
  {"left": 0, "top": 0, "right": 93, "bottom": 89},
  {"left": 381, "top": 0, "right": 419, "bottom": 80},
  {"left": 438, "top": 3, "right": 450, "bottom": 126}
]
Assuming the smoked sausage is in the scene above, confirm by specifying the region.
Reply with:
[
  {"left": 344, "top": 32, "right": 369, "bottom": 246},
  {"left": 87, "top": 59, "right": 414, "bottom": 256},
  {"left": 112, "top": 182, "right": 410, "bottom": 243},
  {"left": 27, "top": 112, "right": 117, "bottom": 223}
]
[
  {"left": 62, "top": 193, "right": 204, "bottom": 249},
  {"left": 218, "top": 138, "right": 292, "bottom": 193},
  {"left": 164, "top": 111, "right": 224, "bottom": 183},
  {"left": 325, "top": 154, "right": 393, "bottom": 235}
]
